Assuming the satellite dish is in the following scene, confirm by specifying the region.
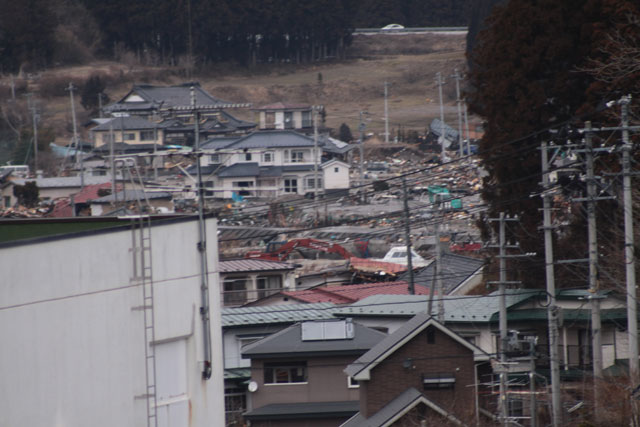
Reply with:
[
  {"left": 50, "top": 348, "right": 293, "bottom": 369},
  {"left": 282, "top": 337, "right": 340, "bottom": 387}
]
[{"left": 248, "top": 381, "right": 258, "bottom": 393}]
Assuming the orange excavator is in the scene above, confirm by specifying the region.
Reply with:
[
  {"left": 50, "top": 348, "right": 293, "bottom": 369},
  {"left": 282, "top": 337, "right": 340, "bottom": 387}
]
[{"left": 245, "top": 238, "right": 353, "bottom": 262}]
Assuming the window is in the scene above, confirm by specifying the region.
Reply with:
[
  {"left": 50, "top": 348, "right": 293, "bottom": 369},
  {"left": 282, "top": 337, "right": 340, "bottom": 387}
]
[
  {"left": 203, "top": 180, "right": 215, "bottom": 197},
  {"left": 305, "top": 176, "right": 322, "bottom": 190},
  {"left": 422, "top": 373, "right": 455, "bottom": 390},
  {"left": 223, "top": 278, "right": 247, "bottom": 305},
  {"left": 426, "top": 329, "right": 435, "bottom": 344},
  {"left": 210, "top": 154, "right": 221, "bottom": 163},
  {"left": 123, "top": 132, "right": 135, "bottom": 141},
  {"left": 347, "top": 377, "right": 360, "bottom": 388},
  {"left": 245, "top": 153, "right": 252, "bottom": 161},
  {"left": 262, "top": 152, "right": 273, "bottom": 163},
  {"left": 334, "top": 167, "right": 339, "bottom": 173},
  {"left": 257, "top": 275, "right": 282, "bottom": 299},
  {"left": 140, "top": 130, "right": 154, "bottom": 141},
  {"left": 301, "top": 111, "right": 312, "bottom": 128},
  {"left": 232, "top": 181, "right": 254, "bottom": 196},
  {"left": 284, "top": 112, "right": 293, "bottom": 129},
  {"left": 264, "top": 361, "right": 307, "bottom": 384},
  {"left": 284, "top": 178, "right": 298, "bottom": 193},
  {"left": 225, "top": 387, "right": 247, "bottom": 421},
  {"left": 4, "top": 196, "right": 11, "bottom": 208},
  {"left": 265, "top": 112, "right": 276, "bottom": 128},
  {"left": 290, "top": 150, "right": 305, "bottom": 163}
]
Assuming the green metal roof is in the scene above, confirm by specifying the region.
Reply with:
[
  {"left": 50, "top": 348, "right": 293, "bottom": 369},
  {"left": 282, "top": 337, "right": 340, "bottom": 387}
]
[
  {"left": 221, "top": 302, "right": 338, "bottom": 327},
  {"left": 490, "top": 308, "right": 630, "bottom": 323},
  {"left": 224, "top": 368, "right": 251, "bottom": 380},
  {"left": 332, "top": 290, "right": 537, "bottom": 323}
]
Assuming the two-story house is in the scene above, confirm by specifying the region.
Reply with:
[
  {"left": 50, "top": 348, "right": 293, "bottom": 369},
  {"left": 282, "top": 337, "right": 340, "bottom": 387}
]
[
  {"left": 221, "top": 303, "right": 340, "bottom": 425},
  {"left": 102, "top": 83, "right": 255, "bottom": 146},
  {"left": 255, "top": 102, "right": 314, "bottom": 131},
  {"left": 194, "top": 130, "right": 350, "bottom": 199},
  {"left": 342, "top": 314, "right": 492, "bottom": 426},
  {"left": 242, "top": 318, "right": 387, "bottom": 426},
  {"left": 219, "top": 259, "right": 298, "bottom": 306},
  {"left": 91, "top": 116, "right": 166, "bottom": 148}
]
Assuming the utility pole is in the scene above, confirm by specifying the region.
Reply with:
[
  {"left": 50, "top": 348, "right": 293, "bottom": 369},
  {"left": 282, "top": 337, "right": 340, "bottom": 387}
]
[
  {"left": 358, "top": 111, "right": 366, "bottom": 198},
  {"left": 452, "top": 69, "right": 464, "bottom": 157},
  {"left": 191, "top": 86, "right": 212, "bottom": 380},
  {"left": 384, "top": 81, "right": 389, "bottom": 144},
  {"left": 540, "top": 140, "right": 562, "bottom": 427},
  {"left": 488, "top": 213, "right": 525, "bottom": 426},
  {"left": 464, "top": 103, "right": 472, "bottom": 159},
  {"left": 27, "top": 95, "right": 39, "bottom": 173},
  {"left": 529, "top": 339, "right": 537, "bottom": 427},
  {"left": 436, "top": 72, "right": 446, "bottom": 163},
  {"left": 427, "top": 219, "right": 439, "bottom": 317},
  {"left": 313, "top": 108, "right": 320, "bottom": 202},
  {"left": 585, "top": 122, "right": 603, "bottom": 416},
  {"left": 153, "top": 120, "right": 158, "bottom": 182},
  {"left": 68, "top": 83, "right": 83, "bottom": 190},
  {"left": 98, "top": 93, "right": 104, "bottom": 118},
  {"left": 10, "top": 75, "right": 15, "bottom": 102},
  {"left": 402, "top": 177, "right": 415, "bottom": 294},
  {"left": 619, "top": 96, "right": 638, "bottom": 388},
  {"left": 110, "top": 122, "right": 117, "bottom": 205},
  {"left": 435, "top": 213, "right": 444, "bottom": 322}
]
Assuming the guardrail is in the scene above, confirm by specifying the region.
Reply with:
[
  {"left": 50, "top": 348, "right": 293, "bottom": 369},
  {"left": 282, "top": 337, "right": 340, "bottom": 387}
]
[{"left": 353, "top": 26, "right": 468, "bottom": 34}]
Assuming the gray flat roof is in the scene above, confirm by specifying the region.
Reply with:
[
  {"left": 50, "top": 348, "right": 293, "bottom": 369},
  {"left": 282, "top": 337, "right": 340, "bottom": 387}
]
[
  {"left": 244, "top": 400, "right": 359, "bottom": 420},
  {"left": 217, "top": 163, "right": 259, "bottom": 178},
  {"left": 219, "top": 259, "right": 296, "bottom": 273},
  {"left": 91, "top": 116, "right": 165, "bottom": 131},
  {"left": 400, "top": 253, "right": 484, "bottom": 295},
  {"left": 229, "top": 130, "right": 323, "bottom": 149},
  {"left": 242, "top": 321, "right": 386, "bottom": 358}
]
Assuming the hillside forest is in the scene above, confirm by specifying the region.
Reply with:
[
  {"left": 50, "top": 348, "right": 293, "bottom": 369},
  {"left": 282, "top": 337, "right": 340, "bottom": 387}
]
[{"left": 0, "top": 0, "right": 469, "bottom": 73}]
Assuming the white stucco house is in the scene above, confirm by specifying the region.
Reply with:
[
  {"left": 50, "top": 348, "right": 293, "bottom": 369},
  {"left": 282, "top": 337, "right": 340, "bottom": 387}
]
[
  {"left": 0, "top": 216, "right": 225, "bottom": 427},
  {"left": 186, "top": 130, "right": 351, "bottom": 200}
]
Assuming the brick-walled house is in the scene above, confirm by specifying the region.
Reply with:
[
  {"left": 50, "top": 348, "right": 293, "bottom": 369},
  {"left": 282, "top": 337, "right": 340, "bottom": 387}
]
[{"left": 343, "top": 314, "right": 492, "bottom": 426}]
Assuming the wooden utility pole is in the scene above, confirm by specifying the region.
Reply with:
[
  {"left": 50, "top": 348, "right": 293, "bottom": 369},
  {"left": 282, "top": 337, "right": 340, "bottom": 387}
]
[
  {"left": 540, "top": 140, "right": 562, "bottom": 426},
  {"left": 452, "top": 69, "right": 464, "bottom": 157},
  {"left": 436, "top": 72, "right": 446, "bottom": 163},
  {"left": 67, "top": 83, "right": 83, "bottom": 190},
  {"left": 384, "top": 81, "right": 389, "bottom": 143},
  {"left": 402, "top": 177, "right": 415, "bottom": 294}
]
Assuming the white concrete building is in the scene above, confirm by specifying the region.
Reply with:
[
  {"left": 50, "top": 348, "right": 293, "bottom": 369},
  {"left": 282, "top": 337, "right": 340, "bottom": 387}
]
[{"left": 0, "top": 216, "right": 224, "bottom": 427}]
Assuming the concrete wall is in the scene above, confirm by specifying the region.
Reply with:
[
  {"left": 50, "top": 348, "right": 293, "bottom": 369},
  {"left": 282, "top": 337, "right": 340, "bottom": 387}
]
[{"left": 0, "top": 217, "right": 224, "bottom": 427}]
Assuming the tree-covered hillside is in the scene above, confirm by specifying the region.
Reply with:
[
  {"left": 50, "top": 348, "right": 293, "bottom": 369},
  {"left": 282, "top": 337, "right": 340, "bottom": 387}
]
[{"left": 0, "top": 0, "right": 470, "bottom": 73}]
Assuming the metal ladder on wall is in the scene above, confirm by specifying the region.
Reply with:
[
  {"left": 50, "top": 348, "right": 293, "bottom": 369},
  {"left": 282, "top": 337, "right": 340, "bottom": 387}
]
[
  {"left": 118, "top": 158, "right": 157, "bottom": 427},
  {"left": 132, "top": 214, "right": 157, "bottom": 427}
]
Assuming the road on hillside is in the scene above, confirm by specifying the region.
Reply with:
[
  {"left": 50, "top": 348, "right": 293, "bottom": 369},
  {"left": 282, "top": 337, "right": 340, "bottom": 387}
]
[{"left": 354, "top": 27, "right": 468, "bottom": 35}]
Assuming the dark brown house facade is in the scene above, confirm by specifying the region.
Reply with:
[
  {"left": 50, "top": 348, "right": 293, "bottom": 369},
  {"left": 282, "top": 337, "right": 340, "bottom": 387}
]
[{"left": 343, "top": 314, "right": 492, "bottom": 426}]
